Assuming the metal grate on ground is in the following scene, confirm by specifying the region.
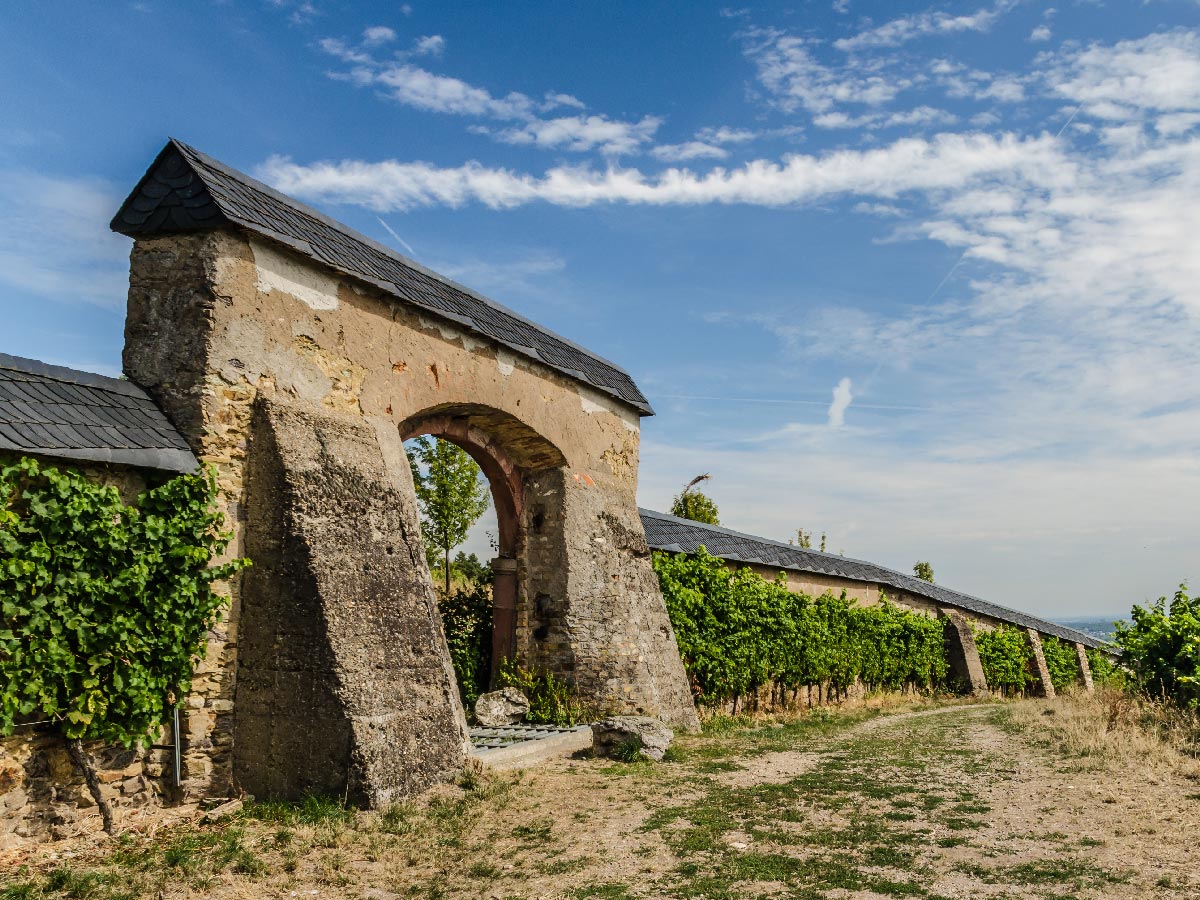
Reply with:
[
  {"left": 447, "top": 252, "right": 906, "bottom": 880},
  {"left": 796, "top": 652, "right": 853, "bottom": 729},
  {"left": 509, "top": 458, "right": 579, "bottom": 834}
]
[{"left": 469, "top": 724, "right": 590, "bottom": 751}]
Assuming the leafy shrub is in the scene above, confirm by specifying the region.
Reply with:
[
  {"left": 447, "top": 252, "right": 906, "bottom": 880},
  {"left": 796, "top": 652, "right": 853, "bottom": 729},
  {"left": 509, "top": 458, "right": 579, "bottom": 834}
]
[
  {"left": 1086, "top": 647, "right": 1123, "bottom": 686},
  {"left": 1116, "top": 585, "right": 1200, "bottom": 708},
  {"left": 652, "top": 548, "right": 948, "bottom": 706},
  {"left": 438, "top": 582, "right": 493, "bottom": 708},
  {"left": 973, "top": 625, "right": 1033, "bottom": 692},
  {"left": 0, "top": 457, "right": 246, "bottom": 831},
  {"left": 1040, "top": 635, "right": 1082, "bottom": 691},
  {"left": 497, "top": 658, "right": 585, "bottom": 726}
]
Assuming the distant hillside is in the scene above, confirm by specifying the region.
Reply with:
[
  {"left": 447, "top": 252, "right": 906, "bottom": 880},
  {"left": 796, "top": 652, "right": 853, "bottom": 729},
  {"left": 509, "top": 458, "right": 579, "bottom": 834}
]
[{"left": 1054, "top": 617, "right": 1128, "bottom": 643}]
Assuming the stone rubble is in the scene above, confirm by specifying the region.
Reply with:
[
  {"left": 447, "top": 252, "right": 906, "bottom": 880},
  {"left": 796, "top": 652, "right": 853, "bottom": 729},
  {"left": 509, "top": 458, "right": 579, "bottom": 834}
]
[
  {"left": 474, "top": 688, "right": 531, "bottom": 726},
  {"left": 591, "top": 716, "right": 674, "bottom": 762}
]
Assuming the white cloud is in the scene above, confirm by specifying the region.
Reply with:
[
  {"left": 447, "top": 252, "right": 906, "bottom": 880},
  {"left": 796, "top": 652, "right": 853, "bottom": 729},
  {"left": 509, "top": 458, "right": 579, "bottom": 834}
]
[
  {"left": 361, "top": 25, "right": 396, "bottom": 46},
  {"left": 1046, "top": 30, "right": 1200, "bottom": 122},
  {"left": 833, "top": 0, "right": 1017, "bottom": 52},
  {"left": 543, "top": 92, "right": 586, "bottom": 111},
  {"left": 480, "top": 114, "right": 661, "bottom": 156},
  {"left": 696, "top": 126, "right": 759, "bottom": 144},
  {"left": 258, "top": 131, "right": 1067, "bottom": 211},
  {"left": 827, "top": 377, "right": 853, "bottom": 427},
  {"left": 1029, "top": 25, "right": 1052, "bottom": 42},
  {"left": 814, "top": 106, "right": 957, "bottom": 130},
  {"left": 652, "top": 141, "right": 730, "bottom": 162},
  {"left": 365, "top": 63, "right": 534, "bottom": 117},
  {"left": 412, "top": 34, "right": 445, "bottom": 57},
  {"left": 975, "top": 74, "right": 1025, "bottom": 103}
]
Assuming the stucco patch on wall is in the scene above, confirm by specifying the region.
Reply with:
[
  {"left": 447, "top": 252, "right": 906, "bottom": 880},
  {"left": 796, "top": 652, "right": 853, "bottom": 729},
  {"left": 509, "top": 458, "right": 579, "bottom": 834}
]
[
  {"left": 250, "top": 238, "right": 340, "bottom": 311},
  {"left": 579, "top": 385, "right": 640, "bottom": 433}
]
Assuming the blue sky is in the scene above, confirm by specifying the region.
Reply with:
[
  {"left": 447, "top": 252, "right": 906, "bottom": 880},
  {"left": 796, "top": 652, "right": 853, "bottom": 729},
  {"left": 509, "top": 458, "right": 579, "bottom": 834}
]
[{"left": 2, "top": 0, "right": 1199, "bottom": 617}]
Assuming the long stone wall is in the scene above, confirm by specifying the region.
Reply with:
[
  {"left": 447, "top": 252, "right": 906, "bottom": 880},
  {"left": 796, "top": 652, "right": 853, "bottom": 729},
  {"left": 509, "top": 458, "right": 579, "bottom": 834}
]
[{"left": 734, "top": 559, "right": 1093, "bottom": 698}]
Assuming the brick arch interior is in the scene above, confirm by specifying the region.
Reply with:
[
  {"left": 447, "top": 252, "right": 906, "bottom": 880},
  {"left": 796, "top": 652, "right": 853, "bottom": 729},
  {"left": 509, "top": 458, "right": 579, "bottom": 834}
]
[{"left": 399, "top": 404, "right": 569, "bottom": 684}]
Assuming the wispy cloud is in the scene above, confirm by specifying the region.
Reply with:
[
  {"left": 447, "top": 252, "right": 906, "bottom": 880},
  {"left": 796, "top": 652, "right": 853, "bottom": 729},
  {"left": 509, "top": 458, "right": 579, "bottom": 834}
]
[
  {"left": 476, "top": 115, "right": 662, "bottom": 156},
  {"left": 318, "top": 34, "right": 659, "bottom": 155},
  {"left": 743, "top": 27, "right": 910, "bottom": 114},
  {"left": 0, "top": 170, "right": 129, "bottom": 309},
  {"left": 833, "top": 0, "right": 1018, "bottom": 52},
  {"left": 651, "top": 141, "right": 730, "bottom": 162}
]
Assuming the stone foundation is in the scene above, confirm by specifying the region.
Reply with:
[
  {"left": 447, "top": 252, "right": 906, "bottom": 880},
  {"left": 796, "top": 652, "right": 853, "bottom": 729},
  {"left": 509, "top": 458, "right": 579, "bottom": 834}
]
[{"left": 0, "top": 729, "right": 172, "bottom": 848}]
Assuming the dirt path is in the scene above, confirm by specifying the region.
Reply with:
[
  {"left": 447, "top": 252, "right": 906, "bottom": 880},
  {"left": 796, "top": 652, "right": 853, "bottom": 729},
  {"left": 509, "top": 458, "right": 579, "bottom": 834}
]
[{"left": 4, "top": 700, "right": 1198, "bottom": 899}]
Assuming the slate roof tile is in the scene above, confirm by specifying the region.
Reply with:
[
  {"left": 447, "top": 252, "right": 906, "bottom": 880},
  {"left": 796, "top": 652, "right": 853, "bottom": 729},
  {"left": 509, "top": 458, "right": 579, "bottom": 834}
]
[
  {"left": 639, "top": 508, "right": 1109, "bottom": 650},
  {"left": 110, "top": 139, "right": 653, "bottom": 416},
  {"left": 0, "top": 354, "right": 197, "bottom": 473}
]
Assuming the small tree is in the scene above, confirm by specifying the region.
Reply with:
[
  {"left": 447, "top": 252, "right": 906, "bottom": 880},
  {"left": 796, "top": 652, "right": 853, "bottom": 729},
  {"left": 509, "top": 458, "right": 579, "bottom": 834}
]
[
  {"left": 0, "top": 458, "right": 246, "bottom": 834},
  {"left": 407, "top": 437, "right": 490, "bottom": 593},
  {"left": 670, "top": 474, "right": 720, "bottom": 526},
  {"left": 913, "top": 561, "right": 935, "bottom": 583}
]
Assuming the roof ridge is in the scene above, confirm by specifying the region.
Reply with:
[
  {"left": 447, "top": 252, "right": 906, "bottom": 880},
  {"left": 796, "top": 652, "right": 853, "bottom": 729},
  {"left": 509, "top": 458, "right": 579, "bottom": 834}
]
[
  {"left": 111, "top": 139, "right": 652, "bottom": 415},
  {"left": 171, "top": 140, "right": 647, "bottom": 393},
  {"left": 638, "top": 506, "right": 876, "bottom": 567}
]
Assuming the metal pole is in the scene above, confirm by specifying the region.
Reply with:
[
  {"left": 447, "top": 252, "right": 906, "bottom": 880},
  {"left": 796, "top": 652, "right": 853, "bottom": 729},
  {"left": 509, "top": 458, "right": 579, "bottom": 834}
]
[{"left": 173, "top": 706, "right": 182, "bottom": 788}]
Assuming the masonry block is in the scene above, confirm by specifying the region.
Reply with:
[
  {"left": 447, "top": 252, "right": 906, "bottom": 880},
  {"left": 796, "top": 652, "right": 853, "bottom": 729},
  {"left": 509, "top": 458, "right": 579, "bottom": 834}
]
[
  {"left": 1075, "top": 642, "right": 1094, "bottom": 692},
  {"left": 233, "top": 398, "right": 468, "bottom": 805},
  {"left": 1025, "top": 629, "right": 1056, "bottom": 699},
  {"left": 939, "top": 609, "right": 988, "bottom": 694}
]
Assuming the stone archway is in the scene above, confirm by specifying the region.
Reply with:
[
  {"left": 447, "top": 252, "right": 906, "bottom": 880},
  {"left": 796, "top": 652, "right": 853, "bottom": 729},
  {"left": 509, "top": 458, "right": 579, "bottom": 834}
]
[
  {"left": 112, "top": 139, "right": 700, "bottom": 806},
  {"left": 399, "top": 404, "right": 568, "bottom": 684}
]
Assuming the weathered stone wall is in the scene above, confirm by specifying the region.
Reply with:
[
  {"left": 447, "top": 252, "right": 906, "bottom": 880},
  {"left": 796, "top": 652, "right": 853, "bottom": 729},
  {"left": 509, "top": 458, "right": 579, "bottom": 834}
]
[
  {"left": 0, "top": 731, "right": 172, "bottom": 849},
  {"left": 122, "top": 228, "right": 698, "bottom": 802},
  {"left": 233, "top": 399, "right": 468, "bottom": 804}
]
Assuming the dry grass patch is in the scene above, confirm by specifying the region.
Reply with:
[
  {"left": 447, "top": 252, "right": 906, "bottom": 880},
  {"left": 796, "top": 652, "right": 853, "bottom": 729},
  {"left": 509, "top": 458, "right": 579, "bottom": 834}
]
[{"left": 1002, "top": 684, "right": 1200, "bottom": 776}]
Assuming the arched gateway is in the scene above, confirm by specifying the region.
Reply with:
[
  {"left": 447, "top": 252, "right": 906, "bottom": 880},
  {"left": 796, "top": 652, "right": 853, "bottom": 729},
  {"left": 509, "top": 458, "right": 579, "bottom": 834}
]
[{"left": 111, "top": 140, "right": 699, "bottom": 805}]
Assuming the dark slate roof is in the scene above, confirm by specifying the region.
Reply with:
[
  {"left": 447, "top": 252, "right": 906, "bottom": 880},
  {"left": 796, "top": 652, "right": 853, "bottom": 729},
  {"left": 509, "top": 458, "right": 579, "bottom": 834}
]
[
  {"left": 639, "top": 508, "right": 1109, "bottom": 650},
  {"left": 110, "top": 139, "right": 654, "bottom": 417},
  {"left": 0, "top": 354, "right": 197, "bottom": 473}
]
